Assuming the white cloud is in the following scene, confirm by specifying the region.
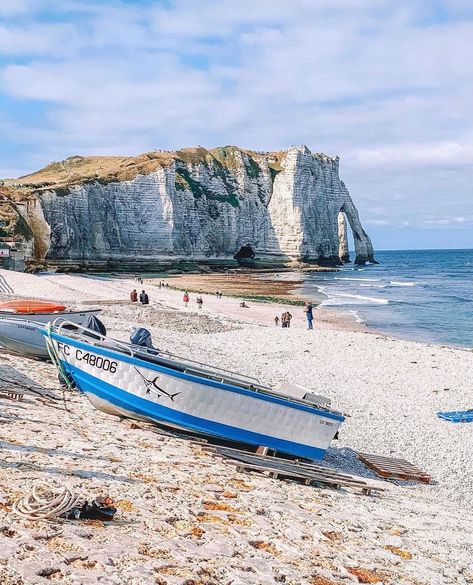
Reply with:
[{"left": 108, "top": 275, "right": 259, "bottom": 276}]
[
  {"left": 354, "top": 142, "right": 473, "bottom": 168},
  {"left": 0, "top": 23, "right": 82, "bottom": 56},
  {"left": 0, "top": 0, "right": 472, "bottom": 246}
]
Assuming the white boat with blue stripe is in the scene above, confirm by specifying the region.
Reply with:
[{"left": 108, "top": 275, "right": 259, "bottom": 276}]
[{"left": 43, "top": 323, "right": 345, "bottom": 460}]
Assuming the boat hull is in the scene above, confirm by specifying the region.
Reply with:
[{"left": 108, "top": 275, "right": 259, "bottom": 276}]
[
  {"left": 0, "top": 309, "right": 99, "bottom": 323},
  {"left": 0, "top": 310, "right": 100, "bottom": 358},
  {"left": 46, "top": 331, "right": 344, "bottom": 459}
]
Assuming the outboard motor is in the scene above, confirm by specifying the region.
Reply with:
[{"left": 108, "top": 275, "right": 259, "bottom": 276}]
[{"left": 130, "top": 327, "right": 154, "bottom": 349}]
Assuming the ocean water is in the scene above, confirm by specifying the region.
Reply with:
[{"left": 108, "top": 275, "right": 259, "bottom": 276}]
[{"left": 300, "top": 249, "right": 473, "bottom": 348}]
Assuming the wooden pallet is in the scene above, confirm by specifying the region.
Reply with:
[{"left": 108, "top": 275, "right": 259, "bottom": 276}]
[
  {"left": 201, "top": 445, "right": 383, "bottom": 496},
  {"left": 358, "top": 452, "right": 432, "bottom": 484},
  {"left": 0, "top": 389, "right": 24, "bottom": 402}
]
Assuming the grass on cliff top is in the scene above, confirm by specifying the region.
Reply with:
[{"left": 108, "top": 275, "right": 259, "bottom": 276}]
[
  {"left": 15, "top": 146, "right": 288, "bottom": 191},
  {"left": 17, "top": 152, "right": 176, "bottom": 189}
]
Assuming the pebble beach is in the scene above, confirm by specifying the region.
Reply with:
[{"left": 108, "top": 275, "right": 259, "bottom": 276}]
[{"left": 1, "top": 269, "right": 472, "bottom": 585}]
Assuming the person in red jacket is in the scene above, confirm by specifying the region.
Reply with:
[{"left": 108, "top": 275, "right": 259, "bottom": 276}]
[
  {"left": 183, "top": 292, "right": 190, "bottom": 307},
  {"left": 130, "top": 289, "right": 138, "bottom": 302}
]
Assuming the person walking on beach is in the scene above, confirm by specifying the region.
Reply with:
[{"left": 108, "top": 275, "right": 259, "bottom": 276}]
[
  {"left": 130, "top": 289, "right": 138, "bottom": 302},
  {"left": 281, "top": 312, "right": 287, "bottom": 328},
  {"left": 183, "top": 292, "right": 190, "bottom": 307},
  {"left": 139, "top": 290, "right": 149, "bottom": 305},
  {"left": 304, "top": 301, "right": 314, "bottom": 330},
  {"left": 274, "top": 315, "right": 279, "bottom": 326},
  {"left": 196, "top": 295, "right": 203, "bottom": 309},
  {"left": 286, "top": 311, "right": 292, "bottom": 328}
]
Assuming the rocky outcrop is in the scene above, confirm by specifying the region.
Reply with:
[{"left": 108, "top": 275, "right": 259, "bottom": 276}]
[
  {"left": 338, "top": 212, "right": 350, "bottom": 263},
  {"left": 16, "top": 146, "right": 375, "bottom": 269}
]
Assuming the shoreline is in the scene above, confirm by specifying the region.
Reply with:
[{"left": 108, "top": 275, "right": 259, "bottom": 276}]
[
  {"left": 154, "top": 270, "right": 473, "bottom": 352},
  {"left": 148, "top": 271, "right": 315, "bottom": 306}
]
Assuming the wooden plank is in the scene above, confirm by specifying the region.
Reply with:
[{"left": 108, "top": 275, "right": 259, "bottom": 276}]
[
  {"left": 212, "top": 446, "right": 381, "bottom": 489},
  {"left": 195, "top": 443, "right": 384, "bottom": 494},
  {"left": 225, "top": 461, "right": 382, "bottom": 493},
  {"left": 0, "top": 389, "right": 24, "bottom": 402},
  {"left": 231, "top": 462, "right": 338, "bottom": 485}
]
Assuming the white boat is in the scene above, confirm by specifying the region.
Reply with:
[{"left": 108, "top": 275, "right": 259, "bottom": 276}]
[
  {"left": 0, "top": 305, "right": 101, "bottom": 359},
  {"left": 42, "top": 323, "right": 345, "bottom": 460}
]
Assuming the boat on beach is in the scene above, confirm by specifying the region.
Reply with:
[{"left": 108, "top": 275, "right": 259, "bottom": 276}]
[
  {"left": 42, "top": 322, "right": 345, "bottom": 460},
  {"left": 0, "top": 300, "right": 102, "bottom": 359}
]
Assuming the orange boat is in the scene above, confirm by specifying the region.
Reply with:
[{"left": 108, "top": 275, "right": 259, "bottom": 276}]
[
  {"left": 0, "top": 300, "right": 67, "bottom": 314},
  {"left": 0, "top": 300, "right": 102, "bottom": 358}
]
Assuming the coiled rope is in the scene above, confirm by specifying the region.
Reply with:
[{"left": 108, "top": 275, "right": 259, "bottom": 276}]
[{"left": 12, "top": 481, "right": 83, "bottom": 521}]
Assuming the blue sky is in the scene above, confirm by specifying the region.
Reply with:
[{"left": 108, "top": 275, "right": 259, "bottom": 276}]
[{"left": 1, "top": 0, "right": 472, "bottom": 250}]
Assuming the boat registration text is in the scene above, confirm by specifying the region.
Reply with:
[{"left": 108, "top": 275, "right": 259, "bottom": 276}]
[{"left": 57, "top": 342, "right": 117, "bottom": 373}]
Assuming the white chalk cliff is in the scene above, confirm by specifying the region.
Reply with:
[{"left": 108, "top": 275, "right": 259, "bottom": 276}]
[{"left": 16, "top": 145, "right": 375, "bottom": 269}]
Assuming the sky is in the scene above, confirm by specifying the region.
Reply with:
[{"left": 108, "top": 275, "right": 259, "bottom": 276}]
[{"left": 1, "top": 0, "right": 472, "bottom": 250}]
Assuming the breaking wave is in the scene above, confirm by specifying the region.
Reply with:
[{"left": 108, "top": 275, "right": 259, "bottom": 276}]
[
  {"left": 335, "top": 277, "right": 380, "bottom": 282},
  {"left": 389, "top": 281, "right": 418, "bottom": 287},
  {"left": 323, "top": 293, "right": 390, "bottom": 306},
  {"left": 359, "top": 284, "right": 387, "bottom": 288}
]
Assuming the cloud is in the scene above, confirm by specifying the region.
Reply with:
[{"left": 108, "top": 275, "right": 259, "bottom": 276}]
[
  {"left": 0, "top": 0, "right": 472, "bottom": 247},
  {"left": 0, "top": 23, "right": 82, "bottom": 56},
  {"left": 354, "top": 142, "right": 473, "bottom": 168}
]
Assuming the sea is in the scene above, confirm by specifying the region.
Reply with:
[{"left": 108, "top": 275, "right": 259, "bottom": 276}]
[{"left": 299, "top": 249, "right": 473, "bottom": 348}]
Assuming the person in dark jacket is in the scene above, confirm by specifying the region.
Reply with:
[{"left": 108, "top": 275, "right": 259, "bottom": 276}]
[
  {"left": 139, "top": 290, "right": 149, "bottom": 305},
  {"left": 304, "top": 301, "right": 314, "bottom": 329}
]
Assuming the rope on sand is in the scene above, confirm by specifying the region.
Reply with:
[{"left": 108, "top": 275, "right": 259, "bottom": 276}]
[{"left": 12, "top": 481, "right": 83, "bottom": 521}]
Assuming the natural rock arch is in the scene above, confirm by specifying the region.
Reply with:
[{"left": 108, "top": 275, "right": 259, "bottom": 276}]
[{"left": 339, "top": 197, "right": 377, "bottom": 265}]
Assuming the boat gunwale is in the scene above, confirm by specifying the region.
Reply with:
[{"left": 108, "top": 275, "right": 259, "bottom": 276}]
[
  {"left": 0, "top": 308, "right": 100, "bottom": 317},
  {"left": 44, "top": 329, "right": 345, "bottom": 422}
]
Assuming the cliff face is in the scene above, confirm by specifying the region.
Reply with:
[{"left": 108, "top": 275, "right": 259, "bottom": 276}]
[{"left": 17, "top": 145, "right": 375, "bottom": 268}]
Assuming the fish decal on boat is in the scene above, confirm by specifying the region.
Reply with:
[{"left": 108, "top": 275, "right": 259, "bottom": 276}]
[{"left": 133, "top": 367, "right": 181, "bottom": 402}]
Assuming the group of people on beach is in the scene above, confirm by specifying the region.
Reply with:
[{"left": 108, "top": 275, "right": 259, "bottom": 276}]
[
  {"left": 183, "top": 291, "right": 203, "bottom": 309},
  {"left": 276, "top": 311, "right": 292, "bottom": 328},
  {"left": 130, "top": 280, "right": 314, "bottom": 328},
  {"left": 275, "top": 302, "right": 314, "bottom": 329},
  {"left": 134, "top": 275, "right": 170, "bottom": 289},
  {"left": 130, "top": 289, "right": 149, "bottom": 304}
]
